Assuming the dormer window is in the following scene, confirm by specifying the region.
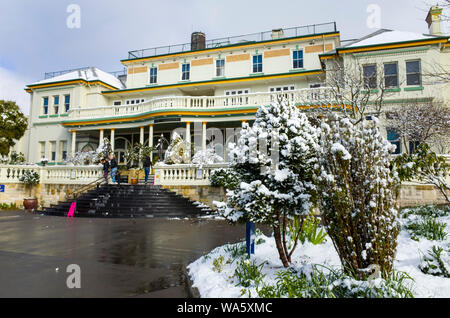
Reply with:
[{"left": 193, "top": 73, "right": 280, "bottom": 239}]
[
  {"left": 293, "top": 50, "right": 304, "bottom": 69},
  {"left": 252, "top": 55, "right": 263, "bottom": 73},
  {"left": 149, "top": 67, "right": 158, "bottom": 84}
]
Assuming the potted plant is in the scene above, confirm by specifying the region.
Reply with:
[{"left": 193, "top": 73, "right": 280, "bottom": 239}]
[
  {"left": 19, "top": 170, "right": 40, "bottom": 211},
  {"left": 125, "top": 143, "right": 155, "bottom": 185}
]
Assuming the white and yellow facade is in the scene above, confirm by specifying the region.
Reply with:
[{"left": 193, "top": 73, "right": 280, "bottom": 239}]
[{"left": 22, "top": 11, "right": 450, "bottom": 164}]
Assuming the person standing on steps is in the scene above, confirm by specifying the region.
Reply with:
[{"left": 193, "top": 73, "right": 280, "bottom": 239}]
[
  {"left": 143, "top": 155, "right": 152, "bottom": 184},
  {"left": 102, "top": 158, "right": 110, "bottom": 182},
  {"left": 109, "top": 154, "right": 118, "bottom": 183}
]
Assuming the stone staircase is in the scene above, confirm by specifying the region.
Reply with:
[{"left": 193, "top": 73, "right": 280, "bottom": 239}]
[{"left": 43, "top": 183, "right": 212, "bottom": 218}]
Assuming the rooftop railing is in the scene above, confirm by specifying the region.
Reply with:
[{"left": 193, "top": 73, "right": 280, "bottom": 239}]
[{"left": 127, "top": 22, "right": 337, "bottom": 60}]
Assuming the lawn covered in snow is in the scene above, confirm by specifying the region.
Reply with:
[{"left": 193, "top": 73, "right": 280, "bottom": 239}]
[{"left": 188, "top": 205, "right": 450, "bottom": 298}]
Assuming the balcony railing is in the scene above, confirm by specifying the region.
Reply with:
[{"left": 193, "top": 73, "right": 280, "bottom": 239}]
[
  {"left": 127, "top": 22, "right": 337, "bottom": 59},
  {"left": 67, "top": 87, "right": 335, "bottom": 121}
]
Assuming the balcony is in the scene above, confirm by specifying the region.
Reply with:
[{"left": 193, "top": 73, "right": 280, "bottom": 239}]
[
  {"left": 126, "top": 22, "right": 337, "bottom": 60},
  {"left": 66, "top": 87, "right": 335, "bottom": 121}
]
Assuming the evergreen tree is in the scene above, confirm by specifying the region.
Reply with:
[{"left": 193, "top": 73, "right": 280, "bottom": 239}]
[
  {"left": 0, "top": 100, "right": 28, "bottom": 156},
  {"left": 216, "top": 98, "right": 319, "bottom": 267}
]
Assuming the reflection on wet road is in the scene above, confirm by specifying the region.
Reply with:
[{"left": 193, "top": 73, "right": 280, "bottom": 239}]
[{"left": 0, "top": 211, "right": 258, "bottom": 298}]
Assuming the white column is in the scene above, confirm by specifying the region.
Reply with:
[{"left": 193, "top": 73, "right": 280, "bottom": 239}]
[
  {"left": 99, "top": 129, "right": 104, "bottom": 145},
  {"left": 139, "top": 126, "right": 144, "bottom": 167},
  {"left": 186, "top": 122, "right": 191, "bottom": 160},
  {"left": 110, "top": 129, "right": 115, "bottom": 151},
  {"left": 149, "top": 124, "right": 154, "bottom": 148},
  {"left": 202, "top": 121, "right": 207, "bottom": 151},
  {"left": 71, "top": 130, "right": 77, "bottom": 154},
  {"left": 139, "top": 126, "right": 144, "bottom": 145}
]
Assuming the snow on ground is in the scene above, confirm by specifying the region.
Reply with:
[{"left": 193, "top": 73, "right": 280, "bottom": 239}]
[{"left": 188, "top": 209, "right": 450, "bottom": 298}]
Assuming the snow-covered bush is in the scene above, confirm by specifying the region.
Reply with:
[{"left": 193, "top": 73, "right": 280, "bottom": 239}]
[
  {"left": 394, "top": 143, "right": 450, "bottom": 203},
  {"left": 65, "top": 138, "right": 112, "bottom": 166},
  {"left": 210, "top": 168, "right": 240, "bottom": 189},
  {"left": 19, "top": 170, "right": 40, "bottom": 197},
  {"left": 192, "top": 147, "right": 223, "bottom": 165},
  {"left": 316, "top": 115, "right": 401, "bottom": 278},
  {"left": 164, "top": 132, "right": 190, "bottom": 164},
  {"left": 215, "top": 98, "right": 320, "bottom": 267}
]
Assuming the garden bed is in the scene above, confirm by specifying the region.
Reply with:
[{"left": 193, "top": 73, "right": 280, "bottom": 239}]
[{"left": 188, "top": 205, "right": 450, "bottom": 298}]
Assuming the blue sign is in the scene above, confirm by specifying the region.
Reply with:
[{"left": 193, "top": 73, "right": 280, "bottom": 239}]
[
  {"left": 246, "top": 222, "right": 255, "bottom": 258},
  {"left": 0, "top": 185, "right": 4, "bottom": 193}
]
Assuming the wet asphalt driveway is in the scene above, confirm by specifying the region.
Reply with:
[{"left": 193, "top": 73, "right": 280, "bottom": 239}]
[{"left": 0, "top": 211, "right": 253, "bottom": 298}]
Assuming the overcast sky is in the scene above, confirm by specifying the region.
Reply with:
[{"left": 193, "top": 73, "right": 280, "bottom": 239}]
[{"left": 0, "top": 0, "right": 447, "bottom": 114}]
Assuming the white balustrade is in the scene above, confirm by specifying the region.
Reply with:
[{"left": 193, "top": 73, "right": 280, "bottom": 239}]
[
  {"left": 154, "top": 163, "right": 229, "bottom": 186},
  {"left": 0, "top": 165, "right": 103, "bottom": 185},
  {"left": 67, "top": 87, "right": 335, "bottom": 120}
]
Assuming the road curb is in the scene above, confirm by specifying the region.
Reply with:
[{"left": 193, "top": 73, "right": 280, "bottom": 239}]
[{"left": 182, "top": 264, "right": 200, "bottom": 298}]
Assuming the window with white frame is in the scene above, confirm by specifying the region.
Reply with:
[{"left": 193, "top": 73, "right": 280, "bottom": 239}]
[
  {"left": 363, "top": 64, "right": 377, "bottom": 89},
  {"left": 42, "top": 97, "right": 49, "bottom": 115},
  {"left": 252, "top": 54, "right": 263, "bottom": 73},
  {"left": 53, "top": 96, "right": 59, "bottom": 114},
  {"left": 64, "top": 95, "right": 70, "bottom": 112},
  {"left": 60, "top": 140, "right": 67, "bottom": 161},
  {"left": 50, "top": 141, "right": 56, "bottom": 161},
  {"left": 384, "top": 62, "right": 399, "bottom": 88},
  {"left": 113, "top": 101, "right": 122, "bottom": 106},
  {"left": 216, "top": 59, "right": 225, "bottom": 77},
  {"left": 292, "top": 50, "right": 304, "bottom": 69},
  {"left": 406, "top": 60, "right": 421, "bottom": 86},
  {"left": 269, "top": 85, "right": 295, "bottom": 102},
  {"left": 225, "top": 89, "right": 250, "bottom": 106},
  {"left": 39, "top": 142, "right": 46, "bottom": 159},
  {"left": 149, "top": 67, "right": 158, "bottom": 84},
  {"left": 126, "top": 99, "right": 145, "bottom": 105},
  {"left": 182, "top": 63, "right": 190, "bottom": 81}
]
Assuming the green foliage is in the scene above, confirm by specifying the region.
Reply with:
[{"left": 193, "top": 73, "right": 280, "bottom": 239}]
[
  {"left": 0, "top": 100, "right": 28, "bottom": 157},
  {"left": 234, "top": 259, "right": 266, "bottom": 288},
  {"left": 0, "top": 202, "right": 18, "bottom": 210},
  {"left": 298, "top": 215, "right": 327, "bottom": 245},
  {"left": 124, "top": 143, "right": 155, "bottom": 169},
  {"left": 401, "top": 205, "right": 449, "bottom": 219},
  {"left": 18, "top": 170, "right": 40, "bottom": 185},
  {"left": 405, "top": 217, "right": 447, "bottom": 241},
  {"left": 210, "top": 168, "right": 240, "bottom": 190},
  {"left": 316, "top": 115, "right": 401, "bottom": 278},
  {"left": 257, "top": 265, "right": 414, "bottom": 298},
  {"left": 224, "top": 242, "right": 247, "bottom": 259},
  {"left": 394, "top": 143, "right": 450, "bottom": 203},
  {"left": 419, "top": 245, "right": 449, "bottom": 278},
  {"left": 212, "top": 256, "right": 225, "bottom": 273}
]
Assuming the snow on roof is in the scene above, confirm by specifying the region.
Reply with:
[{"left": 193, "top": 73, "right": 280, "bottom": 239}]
[
  {"left": 342, "top": 29, "right": 447, "bottom": 49},
  {"left": 29, "top": 67, "right": 125, "bottom": 89}
]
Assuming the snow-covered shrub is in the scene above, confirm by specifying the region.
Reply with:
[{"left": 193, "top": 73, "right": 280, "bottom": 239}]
[
  {"left": 192, "top": 147, "right": 223, "bottom": 165},
  {"left": 210, "top": 168, "right": 240, "bottom": 190},
  {"left": 401, "top": 205, "right": 449, "bottom": 219},
  {"left": 19, "top": 170, "right": 40, "bottom": 197},
  {"left": 316, "top": 115, "right": 401, "bottom": 278},
  {"left": 19, "top": 170, "right": 40, "bottom": 185},
  {"left": 404, "top": 217, "right": 447, "bottom": 241},
  {"left": 394, "top": 143, "right": 450, "bottom": 203},
  {"left": 164, "top": 132, "right": 190, "bottom": 164},
  {"left": 256, "top": 266, "right": 414, "bottom": 298},
  {"left": 419, "top": 245, "right": 449, "bottom": 278},
  {"left": 234, "top": 259, "right": 266, "bottom": 288},
  {"left": 65, "top": 138, "right": 112, "bottom": 166},
  {"left": 215, "top": 98, "right": 320, "bottom": 267}
]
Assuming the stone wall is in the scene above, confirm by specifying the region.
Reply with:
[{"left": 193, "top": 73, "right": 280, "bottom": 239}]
[
  {"left": 0, "top": 183, "right": 87, "bottom": 209},
  {"left": 164, "top": 183, "right": 450, "bottom": 210},
  {"left": 398, "top": 182, "right": 450, "bottom": 208},
  {"left": 162, "top": 185, "right": 226, "bottom": 208}
]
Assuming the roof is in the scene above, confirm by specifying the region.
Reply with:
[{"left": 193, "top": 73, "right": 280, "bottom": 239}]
[
  {"left": 28, "top": 67, "right": 125, "bottom": 90},
  {"left": 341, "top": 29, "right": 448, "bottom": 49}
]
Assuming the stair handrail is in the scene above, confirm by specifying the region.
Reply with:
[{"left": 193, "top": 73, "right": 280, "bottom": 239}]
[{"left": 68, "top": 175, "right": 110, "bottom": 200}]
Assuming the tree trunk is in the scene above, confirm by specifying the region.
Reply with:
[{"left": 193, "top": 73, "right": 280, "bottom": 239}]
[{"left": 273, "top": 225, "right": 290, "bottom": 267}]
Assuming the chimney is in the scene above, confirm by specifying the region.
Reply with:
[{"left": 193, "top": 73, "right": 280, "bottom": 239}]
[
  {"left": 191, "top": 32, "right": 206, "bottom": 51},
  {"left": 426, "top": 6, "right": 443, "bottom": 35},
  {"left": 271, "top": 28, "right": 284, "bottom": 40}
]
